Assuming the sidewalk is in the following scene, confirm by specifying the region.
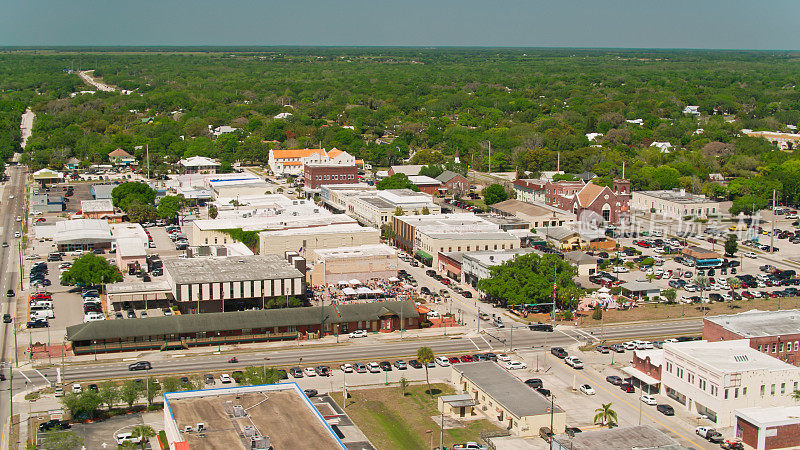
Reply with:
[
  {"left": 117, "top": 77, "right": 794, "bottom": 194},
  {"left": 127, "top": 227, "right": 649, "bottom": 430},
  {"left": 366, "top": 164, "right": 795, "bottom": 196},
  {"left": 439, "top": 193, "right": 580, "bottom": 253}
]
[{"left": 37, "top": 325, "right": 477, "bottom": 368}]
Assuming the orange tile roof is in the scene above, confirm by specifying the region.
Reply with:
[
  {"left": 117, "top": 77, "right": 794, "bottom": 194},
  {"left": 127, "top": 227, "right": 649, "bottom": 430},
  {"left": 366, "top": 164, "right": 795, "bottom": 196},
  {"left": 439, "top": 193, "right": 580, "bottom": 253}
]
[
  {"left": 576, "top": 183, "right": 606, "bottom": 207},
  {"left": 355, "top": 159, "right": 364, "bottom": 165},
  {"left": 281, "top": 161, "right": 302, "bottom": 166},
  {"left": 272, "top": 148, "right": 326, "bottom": 159},
  {"left": 327, "top": 148, "right": 343, "bottom": 158}
]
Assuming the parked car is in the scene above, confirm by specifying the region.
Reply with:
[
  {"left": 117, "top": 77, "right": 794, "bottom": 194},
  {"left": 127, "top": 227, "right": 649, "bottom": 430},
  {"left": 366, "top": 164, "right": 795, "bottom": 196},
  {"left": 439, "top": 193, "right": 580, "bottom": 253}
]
[
  {"left": 620, "top": 383, "right": 635, "bottom": 393},
  {"left": 640, "top": 394, "right": 657, "bottom": 405},
  {"left": 524, "top": 378, "right": 543, "bottom": 389},
  {"left": 435, "top": 357, "right": 451, "bottom": 367},
  {"left": 550, "top": 347, "right": 568, "bottom": 358},
  {"left": 289, "top": 367, "right": 303, "bottom": 378},
  {"left": 606, "top": 375, "right": 622, "bottom": 385},
  {"left": 303, "top": 367, "right": 317, "bottom": 377},
  {"left": 504, "top": 361, "right": 527, "bottom": 370},
  {"left": 408, "top": 359, "right": 423, "bottom": 369},
  {"left": 219, "top": 373, "right": 232, "bottom": 384},
  {"left": 340, "top": 363, "right": 354, "bottom": 373}
]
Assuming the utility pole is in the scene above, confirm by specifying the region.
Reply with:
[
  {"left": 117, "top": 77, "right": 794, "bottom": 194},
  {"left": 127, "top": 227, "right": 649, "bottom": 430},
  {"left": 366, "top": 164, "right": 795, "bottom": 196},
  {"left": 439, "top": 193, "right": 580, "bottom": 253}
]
[
  {"left": 771, "top": 189, "right": 776, "bottom": 252},
  {"left": 440, "top": 411, "right": 444, "bottom": 450},
  {"left": 146, "top": 144, "right": 150, "bottom": 179},
  {"left": 487, "top": 141, "right": 491, "bottom": 175},
  {"left": 550, "top": 394, "right": 555, "bottom": 435}
]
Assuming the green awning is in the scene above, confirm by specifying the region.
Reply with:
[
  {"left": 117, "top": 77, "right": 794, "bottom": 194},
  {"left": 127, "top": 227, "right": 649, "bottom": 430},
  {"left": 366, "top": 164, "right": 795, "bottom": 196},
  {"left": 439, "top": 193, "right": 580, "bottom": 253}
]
[{"left": 415, "top": 250, "right": 433, "bottom": 261}]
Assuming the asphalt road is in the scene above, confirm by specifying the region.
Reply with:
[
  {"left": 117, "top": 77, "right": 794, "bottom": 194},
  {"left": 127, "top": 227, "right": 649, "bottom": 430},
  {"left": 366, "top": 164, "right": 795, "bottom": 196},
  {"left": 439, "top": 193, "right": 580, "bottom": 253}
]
[
  {"left": 0, "top": 164, "right": 27, "bottom": 448},
  {"left": 9, "top": 318, "right": 702, "bottom": 390}
]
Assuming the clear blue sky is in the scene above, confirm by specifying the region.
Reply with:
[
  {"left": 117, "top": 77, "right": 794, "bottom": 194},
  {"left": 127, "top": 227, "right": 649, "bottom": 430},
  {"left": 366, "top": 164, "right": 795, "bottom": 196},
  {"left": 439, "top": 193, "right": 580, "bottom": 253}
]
[{"left": 1, "top": 0, "right": 798, "bottom": 49}]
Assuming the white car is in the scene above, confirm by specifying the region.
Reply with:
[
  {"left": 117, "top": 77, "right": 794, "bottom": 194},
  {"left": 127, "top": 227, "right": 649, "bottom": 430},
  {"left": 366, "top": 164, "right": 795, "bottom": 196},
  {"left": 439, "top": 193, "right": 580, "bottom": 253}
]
[
  {"left": 664, "top": 338, "right": 679, "bottom": 343},
  {"left": 744, "top": 252, "right": 757, "bottom": 259},
  {"left": 367, "top": 362, "right": 381, "bottom": 373},
  {"left": 83, "top": 313, "right": 104, "bottom": 323},
  {"left": 15, "top": 216, "right": 21, "bottom": 222},
  {"left": 612, "top": 266, "right": 629, "bottom": 273},
  {"left": 434, "top": 356, "right": 451, "bottom": 367},
  {"left": 564, "top": 356, "right": 583, "bottom": 369},
  {"left": 640, "top": 394, "right": 657, "bottom": 405},
  {"left": 71, "top": 383, "right": 82, "bottom": 394},
  {"left": 13, "top": 231, "right": 20, "bottom": 238},
  {"left": 303, "top": 367, "right": 317, "bottom": 377},
  {"left": 340, "top": 363, "right": 354, "bottom": 373},
  {"left": 348, "top": 330, "right": 368, "bottom": 338},
  {"left": 579, "top": 384, "right": 595, "bottom": 395},
  {"left": 54, "top": 387, "right": 64, "bottom": 397},
  {"left": 496, "top": 354, "right": 511, "bottom": 362},
  {"left": 504, "top": 361, "right": 527, "bottom": 370},
  {"left": 8, "top": 195, "right": 13, "bottom": 199},
  {"left": 219, "top": 373, "right": 232, "bottom": 384},
  {"left": 623, "top": 341, "right": 637, "bottom": 350},
  {"left": 115, "top": 433, "right": 143, "bottom": 445}
]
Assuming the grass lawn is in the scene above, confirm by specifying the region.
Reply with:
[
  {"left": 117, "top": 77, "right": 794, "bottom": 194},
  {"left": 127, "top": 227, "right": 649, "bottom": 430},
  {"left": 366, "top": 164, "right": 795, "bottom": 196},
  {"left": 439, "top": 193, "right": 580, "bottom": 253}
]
[
  {"left": 574, "top": 296, "right": 800, "bottom": 327},
  {"left": 332, "top": 383, "right": 501, "bottom": 450}
]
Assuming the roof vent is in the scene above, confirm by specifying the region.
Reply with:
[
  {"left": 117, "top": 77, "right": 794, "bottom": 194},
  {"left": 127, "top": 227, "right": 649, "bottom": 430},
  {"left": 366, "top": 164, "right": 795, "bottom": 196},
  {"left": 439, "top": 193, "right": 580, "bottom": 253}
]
[
  {"left": 733, "top": 355, "right": 749, "bottom": 362},
  {"left": 233, "top": 404, "right": 247, "bottom": 417},
  {"left": 242, "top": 425, "right": 257, "bottom": 437}
]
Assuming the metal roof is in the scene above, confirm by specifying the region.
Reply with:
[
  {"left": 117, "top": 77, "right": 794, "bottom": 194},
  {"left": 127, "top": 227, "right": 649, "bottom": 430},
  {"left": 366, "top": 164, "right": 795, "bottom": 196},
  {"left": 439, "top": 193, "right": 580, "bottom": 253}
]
[
  {"left": 453, "top": 362, "right": 563, "bottom": 418},
  {"left": 163, "top": 255, "right": 303, "bottom": 285},
  {"left": 67, "top": 300, "right": 417, "bottom": 341},
  {"left": 705, "top": 309, "right": 800, "bottom": 338}
]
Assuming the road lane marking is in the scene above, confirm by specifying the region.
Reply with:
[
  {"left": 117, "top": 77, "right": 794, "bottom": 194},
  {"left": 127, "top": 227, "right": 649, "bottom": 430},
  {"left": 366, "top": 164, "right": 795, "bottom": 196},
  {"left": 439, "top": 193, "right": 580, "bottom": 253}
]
[
  {"left": 573, "top": 327, "right": 598, "bottom": 342},
  {"left": 34, "top": 369, "right": 48, "bottom": 383},
  {"left": 0, "top": 419, "right": 7, "bottom": 450},
  {"left": 557, "top": 329, "right": 582, "bottom": 344},
  {"left": 16, "top": 369, "right": 31, "bottom": 383},
  {"left": 468, "top": 338, "right": 479, "bottom": 351}
]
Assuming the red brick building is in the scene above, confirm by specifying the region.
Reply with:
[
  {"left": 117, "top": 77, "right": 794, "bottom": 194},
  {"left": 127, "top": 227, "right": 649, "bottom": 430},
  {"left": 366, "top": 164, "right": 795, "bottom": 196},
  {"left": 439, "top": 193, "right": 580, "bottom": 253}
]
[
  {"left": 544, "top": 179, "right": 630, "bottom": 225},
  {"left": 735, "top": 406, "right": 800, "bottom": 450},
  {"left": 435, "top": 170, "right": 469, "bottom": 196},
  {"left": 703, "top": 310, "right": 800, "bottom": 366},
  {"left": 304, "top": 164, "right": 358, "bottom": 189}
]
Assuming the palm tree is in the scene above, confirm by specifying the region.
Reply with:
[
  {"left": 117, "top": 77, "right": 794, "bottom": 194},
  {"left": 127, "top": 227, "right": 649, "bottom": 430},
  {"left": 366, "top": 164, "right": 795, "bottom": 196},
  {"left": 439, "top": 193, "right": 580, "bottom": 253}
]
[
  {"left": 594, "top": 403, "right": 617, "bottom": 427},
  {"left": 792, "top": 389, "right": 800, "bottom": 402},
  {"left": 417, "top": 346, "right": 435, "bottom": 397},
  {"left": 130, "top": 425, "right": 156, "bottom": 450}
]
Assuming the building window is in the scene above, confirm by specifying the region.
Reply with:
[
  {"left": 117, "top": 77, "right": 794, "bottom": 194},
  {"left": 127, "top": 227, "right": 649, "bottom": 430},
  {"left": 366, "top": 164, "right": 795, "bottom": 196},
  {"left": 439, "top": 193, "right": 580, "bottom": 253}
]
[
  {"left": 757, "top": 344, "right": 762, "bottom": 351},
  {"left": 761, "top": 385, "right": 765, "bottom": 396},
  {"left": 734, "top": 388, "right": 738, "bottom": 398},
  {"left": 773, "top": 343, "right": 777, "bottom": 353},
  {"left": 795, "top": 341, "right": 799, "bottom": 351},
  {"left": 782, "top": 383, "right": 786, "bottom": 394},
  {"left": 771, "top": 384, "right": 776, "bottom": 395},
  {"left": 743, "top": 387, "right": 747, "bottom": 396},
  {"left": 781, "top": 343, "right": 784, "bottom": 352},
  {"left": 724, "top": 389, "right": 728, "bottom": 399}
]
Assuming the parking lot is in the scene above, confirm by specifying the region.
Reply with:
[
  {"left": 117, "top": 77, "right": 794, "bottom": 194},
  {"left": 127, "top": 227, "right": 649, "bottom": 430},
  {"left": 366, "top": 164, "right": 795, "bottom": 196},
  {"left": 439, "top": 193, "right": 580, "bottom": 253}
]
[
  {"left": 52, "top": 411, "right": 161, "bottom": 449},
  {"left": 19, "top": 181, "right": 193, "bottom": 349}
]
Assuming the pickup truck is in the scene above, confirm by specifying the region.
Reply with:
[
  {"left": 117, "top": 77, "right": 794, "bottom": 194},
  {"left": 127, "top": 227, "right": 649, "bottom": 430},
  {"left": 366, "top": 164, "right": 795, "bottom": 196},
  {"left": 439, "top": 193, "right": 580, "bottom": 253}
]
[{"left": 453, "top": 443, "right": 488, "bottom": 450}]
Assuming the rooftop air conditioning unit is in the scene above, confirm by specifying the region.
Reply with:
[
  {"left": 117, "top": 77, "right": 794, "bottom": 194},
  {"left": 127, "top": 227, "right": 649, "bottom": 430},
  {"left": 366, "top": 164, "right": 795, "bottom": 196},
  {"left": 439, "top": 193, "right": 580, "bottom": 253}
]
[
  {"left": 251, "top": 436, "right": 271, "bottom": 449},
  {"left": 242, "top": 425, "right": 257, "bottom": 437},
  {"left": 233, "top": 404, "right": 246, "bottom": 417},
  {"left": 196, "top": 423, "right": 206, "bottom": 432},
  {"left": 183, "top": 425, "right": 193, "bottom": 433}
]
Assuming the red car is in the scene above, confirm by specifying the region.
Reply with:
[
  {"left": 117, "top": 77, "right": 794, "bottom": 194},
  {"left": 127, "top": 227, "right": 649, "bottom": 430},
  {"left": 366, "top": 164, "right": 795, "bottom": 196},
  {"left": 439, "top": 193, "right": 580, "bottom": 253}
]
[
  {"left": 30, "top": 293, "right": 51, "bottom": 300},
  {"left": 440, "top": 278, "right": 451, "bottom": 285},
  {"left": 620, "top": 383, "right": 635, "bottom": 393},
  {"left": 460, "top": 355, "right": 474, "bottom": 363},
  {"left": 448, "top": 356, "right": 460, "bottom": 364},
  {"left": 741, "top": 291, "right": 754, "bottom": 299},
  {"left": 35, "top": 218, "right": 46, "bottom": 223}
]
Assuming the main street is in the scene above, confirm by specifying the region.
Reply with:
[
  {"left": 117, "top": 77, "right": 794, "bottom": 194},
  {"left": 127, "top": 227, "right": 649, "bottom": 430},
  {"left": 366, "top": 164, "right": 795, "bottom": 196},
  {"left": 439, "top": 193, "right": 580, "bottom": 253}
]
[
  {"left": 0, "top": 164, "right": 26, "bottom": 449},
  {"left": 10, "top": 317, "right": 702, "bottom": 390}
]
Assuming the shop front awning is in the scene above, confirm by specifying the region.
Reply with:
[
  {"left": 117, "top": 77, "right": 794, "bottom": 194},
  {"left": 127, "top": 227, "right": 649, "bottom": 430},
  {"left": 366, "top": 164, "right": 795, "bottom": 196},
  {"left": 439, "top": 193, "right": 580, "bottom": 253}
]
[
  {"left": 621, "top": 366, "right": 661, "bottom": 386},
  {"left": 415, "top": 250, "right": 433, "bottom": 262}
]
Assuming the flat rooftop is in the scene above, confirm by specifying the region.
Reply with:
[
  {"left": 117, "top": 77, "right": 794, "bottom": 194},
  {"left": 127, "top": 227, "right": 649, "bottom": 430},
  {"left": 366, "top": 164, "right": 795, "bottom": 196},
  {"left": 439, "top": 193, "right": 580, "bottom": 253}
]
[
  {"left": 165, "top": 384, "right": 343, "bottom": 449},
  {"left": 705, "top": 309, "right": 800, "bottom": 338},
  {"left": 258, "top": 222, "right": 377, "bottom": 238},
  {"left": 314, "top": 243, "right": 396, "bottom": 260},
  {"left": 663, "top": 339, "right": 798, "bottom": 373},
  {"left": 462, "top": 248, "right": 537, "bottom": 267},
  {"left": 736, "top": 405, "right": 800, "bottom": 427},
  {"left": 453, "top": 362, "right": 563, "bottom": 418},
  {"left": 163, "top": 255, "right": 303, "bottom": 284},
  {"left": 553, "top": 425, "right": 689, "bottom": 450},
  {"left": 636, "top": 189, "right": 716, "bottom": 204}
]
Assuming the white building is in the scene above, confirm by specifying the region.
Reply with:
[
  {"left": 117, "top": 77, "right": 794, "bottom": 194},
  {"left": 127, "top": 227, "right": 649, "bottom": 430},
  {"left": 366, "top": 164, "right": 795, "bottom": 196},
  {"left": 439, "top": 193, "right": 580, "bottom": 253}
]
[
  {"left": 661, "top": 340, "right": 800, "bottom": 427},
  {"left": 310, "top": 243, "right": 397, "bottom": 285},
  {"left": 178, "top": 156, "right": 221, "bottom": 174},
  {"left": 258, "top": 222, "right": 380, "bottom": 260},
  {"left": 323, "top": 187, "right": 440, "bottom": 227},
  {"left": 630, "top": 189, "right": 727, "bottom": 218},
  {"left": 650, "top": 141, "right": 673, "bottom": 153},
  {"left": 462, "top": 248, "right": 537, "bottom": 287},
  {"left": 743, "top": 129, "right": 800, "bottom": 151},
  {"left": 268, "top": 148, "right": 360, "bottom": 176},
  {"left": 683, "top": 105, "right": 701, "bottom": 115}
]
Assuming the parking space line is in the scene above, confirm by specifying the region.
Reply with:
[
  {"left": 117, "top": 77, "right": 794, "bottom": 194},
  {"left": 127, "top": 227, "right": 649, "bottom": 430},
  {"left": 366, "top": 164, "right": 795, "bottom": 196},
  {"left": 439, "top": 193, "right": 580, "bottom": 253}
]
[{"left": 546, "top": 353, "right": 697, "bottom": 445}]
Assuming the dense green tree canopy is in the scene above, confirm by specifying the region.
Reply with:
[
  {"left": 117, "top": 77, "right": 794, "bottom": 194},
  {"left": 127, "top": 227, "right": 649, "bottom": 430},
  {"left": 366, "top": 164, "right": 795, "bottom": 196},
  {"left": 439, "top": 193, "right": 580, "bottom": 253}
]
[
  {"left": 477, "top": 253, "right": 581, "bottom": 307},
  {"left": 60, "top": 253, "right": 123, "bottom": 286},
  {"left": 111, "top": 182, "right": 156, "bottom": 210},
  {"left": 376, "top": 173, "right": 419, "bottom": 191},
  {"left": 483, "top": 184, "right": 509, "bottom": 205}
]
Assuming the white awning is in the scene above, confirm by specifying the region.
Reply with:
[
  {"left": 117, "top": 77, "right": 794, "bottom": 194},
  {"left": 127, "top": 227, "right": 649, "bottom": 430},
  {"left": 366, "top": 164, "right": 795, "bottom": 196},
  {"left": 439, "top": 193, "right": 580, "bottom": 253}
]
[
  {"left": 388, "top": 276, "right": 400, "bottom": 282},
  {"left": 349, "top": 279, "right": 362, "bottom": 285},
  {"left": 341, "top": 287, "right": 357, "bottom": 296},
  {"left": 338, "top": 280, "right": 349, "bottom": 286},
  {"left": 621, "top": 366, "right": 661, "bottom": 386}
]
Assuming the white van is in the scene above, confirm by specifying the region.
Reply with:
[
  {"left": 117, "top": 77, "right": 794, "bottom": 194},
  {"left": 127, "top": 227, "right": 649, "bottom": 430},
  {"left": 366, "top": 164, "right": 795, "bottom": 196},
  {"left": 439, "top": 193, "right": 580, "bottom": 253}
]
[
  {"left": 30, "top": 304, "right": 54, "bottom": 313},
  {"left": 31, "top": 300, "right": 53, "bottom": 309},
  {"left": 31, "top": 309, "right": 54, "bottom": 320},
  {"left": 83, "top": 312, "right": 104, "bottom": 323}
]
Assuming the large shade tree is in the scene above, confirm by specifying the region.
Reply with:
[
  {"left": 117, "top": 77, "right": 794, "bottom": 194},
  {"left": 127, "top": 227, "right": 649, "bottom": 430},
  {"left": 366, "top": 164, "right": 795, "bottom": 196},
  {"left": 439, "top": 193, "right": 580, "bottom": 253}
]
[
  {"left": 60, "top": 253, "right": 122, "bottom": 286},
  {"left": 477, "top": 253, "right": 581, "bottom": 307}
]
